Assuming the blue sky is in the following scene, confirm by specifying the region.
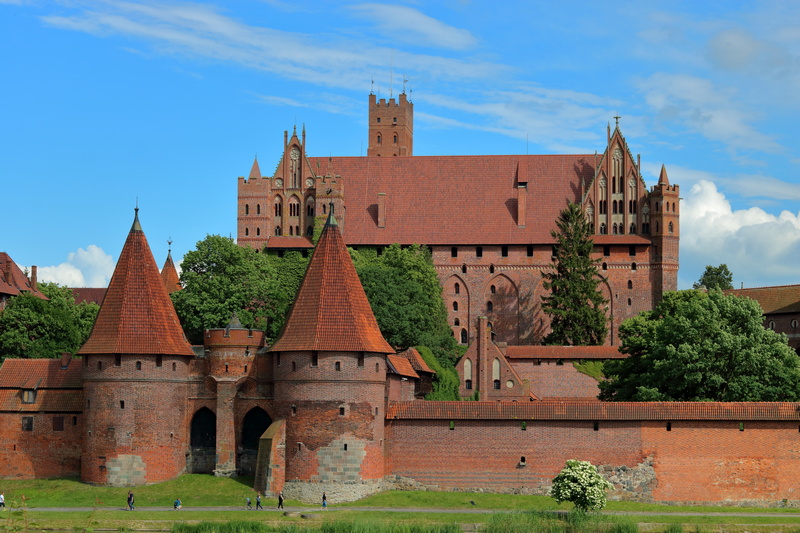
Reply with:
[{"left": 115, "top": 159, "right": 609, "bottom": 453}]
[{"left": 2, "top": 0, "right": 799, "bottom": 290}]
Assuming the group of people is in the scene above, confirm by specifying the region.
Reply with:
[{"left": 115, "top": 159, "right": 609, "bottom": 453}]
[{"left": 120, "top": 489, "right": 331, "bottom": 511}]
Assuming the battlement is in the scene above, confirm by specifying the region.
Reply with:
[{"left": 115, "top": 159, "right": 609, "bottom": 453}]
[{"left": 205, "top": 327, "right": 264, "bottom": 347}]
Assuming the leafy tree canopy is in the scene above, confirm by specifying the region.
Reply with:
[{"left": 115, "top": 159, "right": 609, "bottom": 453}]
[
  {"left": 351, "top": 243, "right": 461, "bottom": 369},
  {"left": 542, "top": 202, "right": 608, "bottom": 345},
  {"left": 171, "top": 235, "right": 301, "bottom": 344},
  {"left": 599, "top": 290, "right": 800, "bottom": 401},
  {"left": 0, "top": 282, "right": 99, "bottom": 360},
  {"left": 693, "top": 264, "right": 734, "bottom": 290},
  {"left": 550, "top": 459, "right": 613, "bottom": 512}
]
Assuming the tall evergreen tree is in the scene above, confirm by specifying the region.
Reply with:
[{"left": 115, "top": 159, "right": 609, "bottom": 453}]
[{"left": 541, "top": 202, "right": 608, "bottom": 345}]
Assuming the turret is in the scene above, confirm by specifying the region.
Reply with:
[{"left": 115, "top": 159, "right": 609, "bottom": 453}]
[
  {"left": 79, "top": 209, "right": 195, "bottom": 486},
  {"left": 367, "top": 92, "right": 413, "bottom": 157},
  {"left": 649, "top": 165, "right": 680, "bottom": 298},
  {"left": 268, "top": 209, "right": 394, "bottom": 502}
]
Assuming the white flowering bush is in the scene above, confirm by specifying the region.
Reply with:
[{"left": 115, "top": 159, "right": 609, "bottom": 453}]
[{"left": 550, "top": 459, "right": 613, "bottom": 512}]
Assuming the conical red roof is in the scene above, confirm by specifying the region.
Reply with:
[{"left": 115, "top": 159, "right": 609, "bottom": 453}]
[
  {"left": 161, "top": 250, "right": 181, "bottom": 294},
  {"left": 249, "top": 157, "right": 261, "bottom": 179},
  {"left": 269, "top": 212, "right": 393, "bottom": 354},
  {"left": 79, "top": 210, "right": 194, "bottom": 356}
]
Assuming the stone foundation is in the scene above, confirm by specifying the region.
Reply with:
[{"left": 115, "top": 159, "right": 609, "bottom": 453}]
[{"left": 282, "top": 479, "right": 385, "bottom": 504}]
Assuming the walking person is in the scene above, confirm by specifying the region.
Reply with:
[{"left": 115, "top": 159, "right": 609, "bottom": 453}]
[
  {"left": 245, "top": 497, "right": 252, "bottom": 510},
  {"left": 0, "top": 492, "right": 5, "bottom": 509},
  {"left": 322, "top": 492, "right": 327, "bottom": 510},
  {"left": 173, "top": 498, "right": 182, "bottom": 510},
  {"left": 255, "top": 491, "right": 263, "bottom": 510},
  {"left": 127, "top": 490, "right": 135, "bottom": 511},
  {"left": 277, "top": 491, "right": 284, "bottom": 509}
]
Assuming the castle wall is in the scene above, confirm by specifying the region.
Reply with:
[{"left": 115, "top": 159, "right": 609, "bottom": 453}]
[
  {"left": 0, "top": 411, "right": 82, "bottom": 479},
  {"left": 385, "top": 417, "right": 800, "bottom": 504}
]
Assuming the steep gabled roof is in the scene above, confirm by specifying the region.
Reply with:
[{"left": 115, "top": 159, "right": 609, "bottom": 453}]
[
  {"left": 387, "top": 354, "right": 419, "bottom": 378},
  {"left": 78, "top": 210, "right": 194, "bottom": 356},
  {"left": 0, "top": 358, "right": 83, "bottom": 389},
  {"left": 160, "top": 250, "right": 181, "bottom": 294},
  {"left": 0, "top": 253, "right": 46, "bottom": 300},
  {"left": 403, "top": 347, "right": 435, "bottom": 374},
  {"left": 269, "top": 211, "right": 394, "bottom": 354},
  {"left": 307, "top": 154, "right": 597, "bottom": 245},
  {"left": 724, "top": 284, "right": 800, "bottom": 314}
]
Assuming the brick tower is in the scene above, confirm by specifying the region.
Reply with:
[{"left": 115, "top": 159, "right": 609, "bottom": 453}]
[
  {"left": 79, "top": 209, "right": 195, "bottom": 486},
  {"left": 268, "top": 208, "right": 394, "bottom": 502},
  {"left": 650, "top": 165, "right": 680, "bottom": 298},
  {"left": 367, "top": 92, "right": 413, "bottom": 157},
  {"left": 202, "top": 315, "right": 265, "bottom": 477}
]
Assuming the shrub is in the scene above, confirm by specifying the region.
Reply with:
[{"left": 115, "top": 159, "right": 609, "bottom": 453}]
[{"left": 550, "top": 459, "right": 612, "bottom": 512}]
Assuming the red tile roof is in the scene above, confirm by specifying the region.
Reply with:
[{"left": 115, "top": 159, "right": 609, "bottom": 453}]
[
  {"left": 78, "top": 210, "right": 194, "bottom": 356},
  {"left": 269, "top": 213, "right": 394, "bottom": 354},
  {"left": 0, "top": 253, "right": 47, "bottom": 300},
  {"left": 724, "top": 284, "right": 800, "bottom": 314},
  {"left": 70, "top": 287, "right": 107, "bottom": 306},
  {"left": 403, "top": 347, "right": 435, "bottom": 374},
  {"left": 505, "top": 345, "right": 626, "bottom": 360},
  {"left": 0, "top": 358, "right": 83, "bottom": 389},
  {"left": 386, "top": 401, "right": 800, "bottom": 421},
  {"left": 160, "top": 251, "right": 182, "bottom": 294},
  {"left": 387, "top": 354, "right": 419, "bottom": 378},
  {"left": 0, "top": 389, "right": 83, "bottom": 412},
  {"left": 308, "top": 155, "right": 598, "bottom": 245}
]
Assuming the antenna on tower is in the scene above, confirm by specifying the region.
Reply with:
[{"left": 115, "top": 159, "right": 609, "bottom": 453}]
[
  {"left": 402, "top": 75, "right": 407, "bottom": 94},
  {"left": 390, "top": 49, "right": 394, "bottom": 98},
  {"left": 371, "top": 77, "right": 374, "bottom": 95}
]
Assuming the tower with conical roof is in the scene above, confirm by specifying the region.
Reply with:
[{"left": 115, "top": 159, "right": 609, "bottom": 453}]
[
  {"left": 160, "top": 244, "right": 181, "bottom": 294},
  {"left": 268, "top": 208, "right": 394, "bottom": 502},
  {"left": 79, "top": 209, "right": 195, "bottom": 486}
]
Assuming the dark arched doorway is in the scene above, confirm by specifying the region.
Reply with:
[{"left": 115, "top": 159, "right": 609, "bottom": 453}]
[
  {"left": 188, "top": 407, "right": 216, "bottom": 473},
  {"left": 238, "top": 407, "right": 272, "bottom": 475}
]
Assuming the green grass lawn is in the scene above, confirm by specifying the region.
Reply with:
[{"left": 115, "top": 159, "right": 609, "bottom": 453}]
[{"left": 3, "top": 476, "right": 800, "bottom": 532}]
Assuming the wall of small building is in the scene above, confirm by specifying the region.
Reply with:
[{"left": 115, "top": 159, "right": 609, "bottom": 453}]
[{"left": 0, "top": 411, "right": 82, "bottom": 479}]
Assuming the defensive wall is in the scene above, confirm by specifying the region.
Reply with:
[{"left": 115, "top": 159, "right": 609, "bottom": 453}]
[{"left": 384, "top": 401, "right": 800, "bottom": 505}]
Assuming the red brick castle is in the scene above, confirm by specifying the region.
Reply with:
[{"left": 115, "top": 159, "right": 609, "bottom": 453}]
[
  {"left": 3, "top": 96, "right": 800, "bottom": 505},
  {"left": 237, "top": 93, "right": 680, "bottom": 346}
]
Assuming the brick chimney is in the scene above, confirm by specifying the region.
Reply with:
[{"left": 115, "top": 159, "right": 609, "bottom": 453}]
[
  {"left": 517, "top": 184, "right": 527, "bottom": 227},
  {"left": 30, "top": 265, "right": 37, "bottom": 291},
  {"left": 378, "top": 193, "right": 387, "bottom": 228}
]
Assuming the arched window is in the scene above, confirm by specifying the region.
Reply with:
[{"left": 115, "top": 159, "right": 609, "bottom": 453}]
[
  {"left": 275, "top": 226, "right": 282, "bottom": 236},
  {"left": 257, "top": 204, "right": 261, "bottom": 215},
  {"left": 487, "top": 301, "right": 493, "bottom": 312},
  {"left": 769, "top": 321, "right": 776, "bottom": 330},
  {"left": 393, "top": 134, "right": 397, "bottom": 144},
  {"left": 256, "top": 228, "right": 260, "bottom": 236},
  {"left": 631, "top": 262, "right": 637, "bottom": 271},
  {"left": 602, "top": 262, "right": 607, "bottom": 270},
  {"left": 613, "top": 200, "right": 618, "bottom": 214},
  {"left": 460, "top": 329, "right": 468, "bottom": 344},
  {"left": 628, "top": 280, "right": 633, "bottom": 289},
  {"left": 668, "top": 222, "right": 674, "bottom": 234},
  {"left": 666, "top": 202, "right": 670, "bottom": 212},
  {"left": 673, "top": 202, "right": 676, "bottom": 212},
  {"left": 461, "top": 264, "right": 467, "bottom": 274},
  {"left": 464, "top": 358, "right": 472, "bottom": 380},
  {"left": 245, "top": 228, "right": 249, "bottom": 236},
  {"left": 493, "top": 380, "right": 501, "bottom": 390},
  {"left": 296, "top": 225, "right": 300, "bottom": 235},
  {"left": 245, "top": 204, "right": 249, "bottom": 215},
  {"left": 377, "top": 134, "right": 382, "bottom": 144},
  {"left": 630, "top": 223, "right": 636, "bottom": 235},
  {"left": 490, "top": 285, "right": 496, "bottom": 294},
  {"left": 489, "top": 264, "right": 495, "bottom": 274},
  {"left": 322, "top": 204, "right": 327, "bottom": 215},
  {"left": 465, "top": 379, "right": 472, "bottom": 390},
  {"left": 612, "top": 223, "right": 618, "bottom": 235},
  {"left": 289, "top": 226, "right": 293, "bottom": 236},
  {"left": 274, "top": 199, "right": 283, "bottom": 217},
  {"left": 599, "top": 223, "right": 607, "bottom": 235},
  {"left": 492, "top": 358, "right": 500, "bottom": 383},
  {"left": 452, "top": 301, "right": 458, "bottom": 312},
  {"left": 454, "top": 282, "right": 460, "bottom": 295},
  {"left": 454, "top": 318, "right": 460, "bottom": 326}
]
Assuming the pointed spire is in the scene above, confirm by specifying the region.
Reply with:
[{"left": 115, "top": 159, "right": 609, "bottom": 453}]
[
  {"left": 79, "top": 210, "right": 194, "bottom": 356},
  {"left": 249, "top": 156, "right": 261, "bottom": 179},
  {"left": 131, "top": 207, "right": 142, "bottom": 232},
  {"left": 658, "top": 164, "right": 670, "bottom": 187},
  {"left": 269, "top": 213, "right": 393, "bottom": 354},
  {"left": 325, "top": 203, "right": 337, "bottom": 227},
  {"left": 161, "top": 243, "right": 181, "bottom": 295}
]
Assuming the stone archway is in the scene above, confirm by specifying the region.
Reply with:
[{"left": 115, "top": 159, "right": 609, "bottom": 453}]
[
  {"left": 239, "top": 407, "right": 273, "bottom": 476},
  {"left": 188, "top": 407, "right": 216, "bottom": 473}
]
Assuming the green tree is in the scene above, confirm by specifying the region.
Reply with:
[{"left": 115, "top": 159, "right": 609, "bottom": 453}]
[
  {"left": 599, "top": 290, "right": 800, "bottom": 401},
  {"left": 541, "top": 202, "right": 608, "bottom": 345},
  {"left": 693, "top": 263, "right": 734, "bottom": 290},
  {"left": 171, "top": 235, "right": 298, "bottom": 344},
  {"left": 352, "top": 244, "right": 457, "bottom": 360},
  {"left": 0, "top": 282, "right": 99, "bottom": 359},
  {"left": 550, "top": 459, "right": 613, "bottom": 512}
]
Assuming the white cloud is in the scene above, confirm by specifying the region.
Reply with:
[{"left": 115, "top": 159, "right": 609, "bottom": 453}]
[
  {"left": 679, "top": 180, "right": 800, "bottom": 288},
  {"left": 349, "top": 4, "right": 477, "bottom": 50},
  {"left": 36, "top": 245, "right": 115, "bottom": 287}
]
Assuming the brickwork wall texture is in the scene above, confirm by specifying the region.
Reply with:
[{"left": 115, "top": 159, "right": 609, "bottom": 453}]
[{"left": 0, "top": 412, "right": 82, "bottom": 479}]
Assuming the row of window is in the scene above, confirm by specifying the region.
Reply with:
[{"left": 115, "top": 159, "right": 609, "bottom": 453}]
[
  {"left": 20, "top": 415, "right": 78, "bottom": 432},
  {"left": 243, "top": 201, "right": 315, "bottom": 217},
  {"left": 375, "top": 133, "right": 400, "bottom": 144},
  {"left": 597, "top": 199, "right": 639, "bottom": 215},
  {"left": 87, "top": 357, "right": 177, "bottom": 372},
  {"left": 375, "top": 116, "right": 398, "bottom": 124},
  {"left": 275, "top": 352, "right": 374, "bottom": 371}
]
